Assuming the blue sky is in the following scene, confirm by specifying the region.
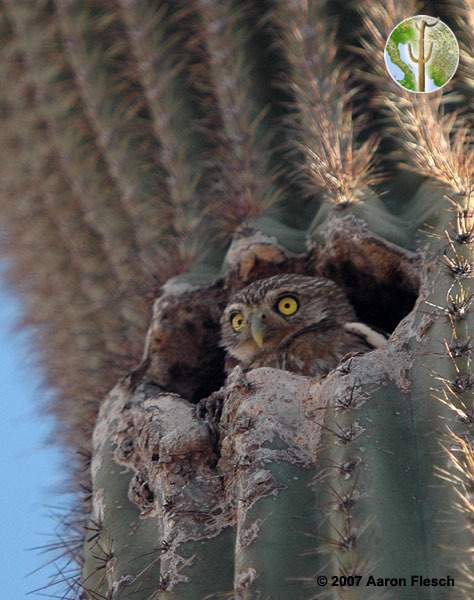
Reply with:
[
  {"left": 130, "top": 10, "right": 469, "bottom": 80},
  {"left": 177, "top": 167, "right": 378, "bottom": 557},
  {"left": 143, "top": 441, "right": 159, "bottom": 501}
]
[{"left": 0, "top": 280, "right": 71, "bottom": 599}]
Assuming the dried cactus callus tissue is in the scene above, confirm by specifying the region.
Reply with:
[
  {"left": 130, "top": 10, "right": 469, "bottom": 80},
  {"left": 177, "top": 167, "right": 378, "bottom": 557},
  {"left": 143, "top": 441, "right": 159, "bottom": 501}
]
[{"left": 0, "top": 0, "right": 472, "bottom": 598}]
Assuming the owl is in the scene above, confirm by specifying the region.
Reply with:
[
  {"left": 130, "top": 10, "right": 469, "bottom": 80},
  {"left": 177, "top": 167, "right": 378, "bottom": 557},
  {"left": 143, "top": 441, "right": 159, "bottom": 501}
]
[{"left": 220, "top": 274, "right": 386, "bottom": 378}]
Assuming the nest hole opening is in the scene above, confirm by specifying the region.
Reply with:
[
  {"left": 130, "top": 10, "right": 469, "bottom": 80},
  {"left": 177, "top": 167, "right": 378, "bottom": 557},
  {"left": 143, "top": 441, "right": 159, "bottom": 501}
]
[{"left": 321, "top": 260, "right": 418, "bottom": 334}]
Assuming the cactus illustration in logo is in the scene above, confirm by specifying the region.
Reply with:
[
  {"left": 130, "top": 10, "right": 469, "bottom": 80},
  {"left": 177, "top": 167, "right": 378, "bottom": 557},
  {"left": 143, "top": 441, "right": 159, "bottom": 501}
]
[{"left": 385, "top": 15, "right": 459, "bottom": 93}]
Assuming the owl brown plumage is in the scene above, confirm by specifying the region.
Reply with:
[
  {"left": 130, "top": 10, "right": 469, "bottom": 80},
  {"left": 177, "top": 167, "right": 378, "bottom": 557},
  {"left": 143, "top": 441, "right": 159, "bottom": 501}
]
[{"left": 220, "top": 274, "right": 382, "bottom": 378}]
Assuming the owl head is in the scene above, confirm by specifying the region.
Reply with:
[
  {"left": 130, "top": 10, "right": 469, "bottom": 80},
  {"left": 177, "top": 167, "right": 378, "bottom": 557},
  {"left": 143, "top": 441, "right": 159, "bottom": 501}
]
[{"left": 220, "top": 274, "right": 356, "bottom": 365}]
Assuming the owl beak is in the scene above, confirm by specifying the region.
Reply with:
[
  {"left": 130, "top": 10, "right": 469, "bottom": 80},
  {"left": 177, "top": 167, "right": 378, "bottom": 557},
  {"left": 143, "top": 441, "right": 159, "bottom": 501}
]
[{"left": 250, "top": 312, "right": 267, "bottom": 348}]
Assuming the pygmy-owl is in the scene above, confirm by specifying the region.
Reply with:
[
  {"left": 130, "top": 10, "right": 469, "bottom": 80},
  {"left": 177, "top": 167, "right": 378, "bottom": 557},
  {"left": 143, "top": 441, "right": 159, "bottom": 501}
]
[{"left": 220, "top": 274, "right": 385, "bottom": 378}]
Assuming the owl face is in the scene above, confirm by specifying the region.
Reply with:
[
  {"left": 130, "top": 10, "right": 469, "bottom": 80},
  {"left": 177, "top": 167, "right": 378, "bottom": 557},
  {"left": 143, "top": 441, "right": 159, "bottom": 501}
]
[{"left": 220, "top": 274, "right": 354, "bottom": 365}]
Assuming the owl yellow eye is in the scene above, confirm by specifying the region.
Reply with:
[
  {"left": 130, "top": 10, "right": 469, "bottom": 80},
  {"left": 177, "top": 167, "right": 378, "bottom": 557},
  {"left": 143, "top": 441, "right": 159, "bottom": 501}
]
[
  {"left": 276, "top": 296, "right": 299, "bottom": 316},
  {"left": 230, "top": 312, "right": 245, "bottom": 332}
]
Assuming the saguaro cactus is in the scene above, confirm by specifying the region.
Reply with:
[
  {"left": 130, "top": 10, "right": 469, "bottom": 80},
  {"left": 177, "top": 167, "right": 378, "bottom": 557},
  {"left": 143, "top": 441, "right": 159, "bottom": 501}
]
[
  {"left": 0, "top": 0, "right": 473, "bottom": 599},
  {"left": 408, "top": 17, "right": 438, "bottom": 92}
]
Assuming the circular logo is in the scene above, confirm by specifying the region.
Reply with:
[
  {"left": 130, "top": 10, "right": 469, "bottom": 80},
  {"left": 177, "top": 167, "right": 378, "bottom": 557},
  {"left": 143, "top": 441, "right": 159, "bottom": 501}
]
[{"left": 384, "top": 15, "right": 459, "bottom": 93}]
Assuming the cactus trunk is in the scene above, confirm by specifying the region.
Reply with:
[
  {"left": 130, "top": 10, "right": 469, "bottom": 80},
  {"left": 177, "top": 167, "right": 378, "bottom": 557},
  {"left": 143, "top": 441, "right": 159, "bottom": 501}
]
[
  {"left": 408, "top": 18, "right": 436, "bottom": 92},
  {"left": 0, "top": 1, "right": 473, "bottom": 599}
]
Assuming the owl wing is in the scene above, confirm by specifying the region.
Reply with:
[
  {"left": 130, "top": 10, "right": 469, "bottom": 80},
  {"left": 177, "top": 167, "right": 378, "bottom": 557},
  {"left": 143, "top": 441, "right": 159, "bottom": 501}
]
[
  {"left": 278, "top": 326, "right": 351, "bottom": 378},
  {"left": 246, "top": 323, "right": 387, "bottom": 378},
  {"left": 343, "top": 322, "right": 388, "bottom": 349},
  {"left": 277, "top": 322, "right": 386, "bottom": 378}
]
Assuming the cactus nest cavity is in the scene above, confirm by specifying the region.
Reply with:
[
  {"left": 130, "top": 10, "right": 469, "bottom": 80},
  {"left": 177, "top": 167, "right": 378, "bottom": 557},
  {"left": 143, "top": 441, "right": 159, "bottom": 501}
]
[{"left": 0, "top": 0, "right": 473, "bottom": 599}]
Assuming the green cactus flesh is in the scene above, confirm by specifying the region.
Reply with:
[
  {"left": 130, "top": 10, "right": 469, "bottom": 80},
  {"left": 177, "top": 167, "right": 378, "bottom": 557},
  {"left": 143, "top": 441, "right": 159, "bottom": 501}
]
[{"left": 0, "top": 1, "right": 472, "bottom": 599}]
